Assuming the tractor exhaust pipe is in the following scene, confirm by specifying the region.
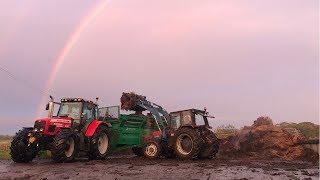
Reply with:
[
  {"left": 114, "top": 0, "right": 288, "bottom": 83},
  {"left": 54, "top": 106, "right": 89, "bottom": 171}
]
[{"left": 47, "top": 95, "right": 54, "bottom": 118}]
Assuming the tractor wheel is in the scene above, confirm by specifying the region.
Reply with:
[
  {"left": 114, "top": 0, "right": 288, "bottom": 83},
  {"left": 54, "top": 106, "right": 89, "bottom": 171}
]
[
  {"left": 89, "top": 126, "right": 110, "bottom": 160},
  {"left": 143, "top": 141, "right": 161, "bottom": 159},
  {"left": 174, "top": 127, "right": 202, "bottom": 160},
  {"left": 51, "top": 129, "right": 79, "bottom": 163},
  {"left": 10, "top": 128, "right": 38, "bottom": 163},
  {"left": 132, "top": 147, "right": 143, "bottom": 157},
  {"left": 198, "top": 129, "right": 220, "bottom": 159}
]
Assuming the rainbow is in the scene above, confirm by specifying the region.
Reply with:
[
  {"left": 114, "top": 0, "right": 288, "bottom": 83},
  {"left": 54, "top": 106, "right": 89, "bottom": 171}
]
[{"left": 37, "top": 0, "right": 109, "bottom": 117}]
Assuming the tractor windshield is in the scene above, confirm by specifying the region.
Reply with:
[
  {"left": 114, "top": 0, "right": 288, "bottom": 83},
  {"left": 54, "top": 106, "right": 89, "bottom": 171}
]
[
  {"left": 57, "top": 102, "right": 82, "bottom": 120},
  {"left": 195, "top": 113, "right": 206, "bottom": 126}
]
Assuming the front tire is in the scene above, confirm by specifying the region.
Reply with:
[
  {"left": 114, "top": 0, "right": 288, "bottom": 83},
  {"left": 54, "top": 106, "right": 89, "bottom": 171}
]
[
  {"left": 143, "top": 141, "right": 160, "bottom": 159},
  {"left": 51, "top": 129, "right": 78, "bottom": 163},
  {"left": 89, "top": 126, "right": 110, "bottom": 159},
  {"left": 10, "top": 128, "right": 37, "bottom": 163},
  {"left": 174, "top": 127, "right": 202, "bottom": 160}
]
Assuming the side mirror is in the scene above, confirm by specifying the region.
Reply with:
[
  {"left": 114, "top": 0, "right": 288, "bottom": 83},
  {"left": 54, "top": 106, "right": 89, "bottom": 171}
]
[{"left": 45, "top": 103, "right": 49, "bottom": 110}]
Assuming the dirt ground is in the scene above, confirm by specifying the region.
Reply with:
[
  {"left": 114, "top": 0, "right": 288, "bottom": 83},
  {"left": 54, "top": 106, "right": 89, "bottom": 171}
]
[{"left": 0, "top": 155, "right": 318, "bottom": 180}]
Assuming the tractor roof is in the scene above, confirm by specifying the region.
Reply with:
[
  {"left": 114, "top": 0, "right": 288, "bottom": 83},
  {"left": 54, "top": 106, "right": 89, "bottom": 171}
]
[
  {"left": 61, "top": 98, "right": 97, "bottom": 105},
  {"left": 170, "top": 109, "right": 205, "bottom": 114}
]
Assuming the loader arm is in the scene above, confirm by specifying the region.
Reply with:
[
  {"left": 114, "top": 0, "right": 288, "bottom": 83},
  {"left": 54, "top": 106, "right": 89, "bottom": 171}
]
[
  {"left": 135, "top": 99, "right": 169, "bottom": 132},
  {"left": 121, "top": 92, "right": 170, "bottom": 133}
]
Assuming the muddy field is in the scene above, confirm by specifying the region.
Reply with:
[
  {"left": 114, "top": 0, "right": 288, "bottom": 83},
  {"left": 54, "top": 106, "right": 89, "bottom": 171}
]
[{"left": 0, "top": 155, "right": 318, "bottom": 180}]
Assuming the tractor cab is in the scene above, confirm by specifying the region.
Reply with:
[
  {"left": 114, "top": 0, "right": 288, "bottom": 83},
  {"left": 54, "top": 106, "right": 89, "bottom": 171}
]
[
  {"left": 169, "top": 109, "right": 213, "bottom": 129},
  {"left": 40, "top": 97, "right": 98, "bottom": 135},
  {"left": 59, "top": 98, "right": 99, "bottom": 128}
]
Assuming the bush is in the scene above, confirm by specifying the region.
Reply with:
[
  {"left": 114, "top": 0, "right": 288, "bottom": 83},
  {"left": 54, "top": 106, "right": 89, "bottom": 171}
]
[
  {"left": 0, "top": 135, "right": 12, "bottom": 141},
  {"left": 214, "top": 125, "right": 238, "bottom": 139},
  {"left": 0, "top": 140, "right": 10, "bottom": 159},
  {"left": 278, "top": 122, "right": 319, "bottom": 139}
]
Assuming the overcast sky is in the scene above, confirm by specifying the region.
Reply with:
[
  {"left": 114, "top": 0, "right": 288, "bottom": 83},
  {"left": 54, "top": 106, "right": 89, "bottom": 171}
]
[{"left": 0, "top": 0, "right": 318, "bottom": 135}]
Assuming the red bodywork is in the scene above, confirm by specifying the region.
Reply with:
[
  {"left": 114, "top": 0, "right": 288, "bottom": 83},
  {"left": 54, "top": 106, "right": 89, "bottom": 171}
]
[
  {"left": 35, "top": 117, "right": 110, "bottom": 137},
  {"left": 35, "top": 117, "right": 73, "bottom": 136},
  {"left": 152, "top": 130, "right": 162, "bottom": 138},
  {"left": 85, "top": 119, "right": 110, "bottom": 137}
]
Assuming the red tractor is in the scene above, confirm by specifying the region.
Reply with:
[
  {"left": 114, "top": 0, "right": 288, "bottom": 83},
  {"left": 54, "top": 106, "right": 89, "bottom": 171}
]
[{"left": 10, "top": 96, "right": 111, "bottom": 163}]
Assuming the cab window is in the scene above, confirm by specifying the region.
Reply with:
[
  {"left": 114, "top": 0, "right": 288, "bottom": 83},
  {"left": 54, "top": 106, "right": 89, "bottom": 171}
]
[
  {"left": 58, "top": 102, "right": 81, "bottom": 120},
  {"left": 195, "top": 114, "right": 206, "bottom": 126},
  {"left": 99, "top": 106, "right": 119, "bottom": 119},
  {"left": 171, "top": 113, "right": 181, "bottom": 129},
  {"left": 181, "top": 111, "right": 192, "bottom": 125}
]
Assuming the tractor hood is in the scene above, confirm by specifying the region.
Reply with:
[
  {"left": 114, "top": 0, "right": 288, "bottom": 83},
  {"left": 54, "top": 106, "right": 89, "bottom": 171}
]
[
  {"left": 34, "top": 117, "right": 73, "bottom": 134},
  {"left": 36, "top": 116, "right": 73, "bottom": 125}
]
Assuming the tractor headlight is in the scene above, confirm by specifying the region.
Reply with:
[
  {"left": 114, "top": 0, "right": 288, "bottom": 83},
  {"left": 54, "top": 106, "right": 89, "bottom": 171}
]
[
  {"left": 28, "top": 136, "right": 36, "bottom": 143},
  {"left": 34, "top": 121, "right": 45, "bottom": 132}
]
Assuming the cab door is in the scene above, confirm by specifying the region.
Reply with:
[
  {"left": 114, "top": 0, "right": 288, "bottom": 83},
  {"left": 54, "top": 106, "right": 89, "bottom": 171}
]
[{"left": 81, "top": 102, "right": 96, "bottom": 131}]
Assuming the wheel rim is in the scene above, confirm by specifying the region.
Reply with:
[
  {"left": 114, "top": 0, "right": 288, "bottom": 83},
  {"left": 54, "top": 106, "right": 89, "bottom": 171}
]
[
  {"left": 65, "top": 137, "right": 75, "bottom": 158},
  {"left": 98, "top": 132, "right": 109, "bottom": 154},
  {"left": 145, "top": 143, "right": 158, "bottom": 157},
  {"left": 176, "top": 134, "right": 193, "bottom": 155}
]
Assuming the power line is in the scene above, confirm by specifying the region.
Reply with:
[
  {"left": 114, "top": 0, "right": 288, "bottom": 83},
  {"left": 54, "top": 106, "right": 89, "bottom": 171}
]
[{"left": 0, "top": 65, "right": 54, "bottom": 96}]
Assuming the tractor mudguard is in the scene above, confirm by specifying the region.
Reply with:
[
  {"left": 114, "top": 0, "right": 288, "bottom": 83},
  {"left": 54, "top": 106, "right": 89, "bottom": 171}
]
[
  {"left": 179, "top": 125, "right": 194, "bottom": 128},
  {"left": 85, "top": 120, "right": 111, "bottom": 137}
]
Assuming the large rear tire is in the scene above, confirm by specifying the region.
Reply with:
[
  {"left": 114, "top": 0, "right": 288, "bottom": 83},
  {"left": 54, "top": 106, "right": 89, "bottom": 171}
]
[
  {"left": 198, "top": 129, "right": 220, "bottom": 159},
  {"left": 174, "top": 127, "right": 202, "bottom": 160},
  {"left": 89, "top": 126, "right": 110, "bottom": 160},
  {"left": 51, "top": 129, "right": 78, "bottom": 163},
  {"left": 10, "top": 128, "right": 37, "bottom": 163}
]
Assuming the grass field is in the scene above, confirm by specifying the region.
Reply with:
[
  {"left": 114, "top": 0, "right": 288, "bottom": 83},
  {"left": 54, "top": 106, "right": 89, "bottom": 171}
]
[
  {"left": 0, "top": 140, "right": 11, "bottom": 159},
  {"left": 0, "top": 138, "right": 50, "bottom": 160}
]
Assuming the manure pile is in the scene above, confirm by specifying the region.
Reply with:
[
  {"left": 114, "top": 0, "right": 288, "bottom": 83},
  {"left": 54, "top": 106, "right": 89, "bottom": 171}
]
[{"left": 219, "top": 117, "right": 319, "bottom": 162}]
